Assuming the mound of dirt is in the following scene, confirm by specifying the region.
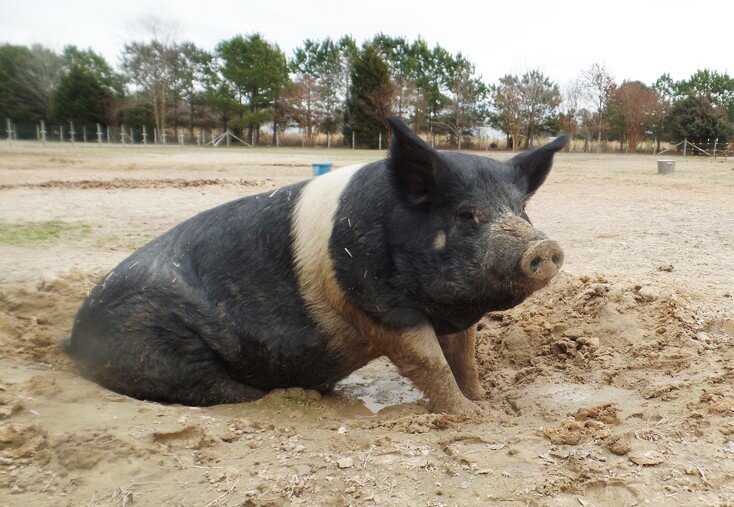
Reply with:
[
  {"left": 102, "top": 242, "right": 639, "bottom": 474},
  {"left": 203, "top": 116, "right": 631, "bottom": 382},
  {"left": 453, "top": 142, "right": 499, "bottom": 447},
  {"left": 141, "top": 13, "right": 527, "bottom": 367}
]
[
  {"left": 0, "top": 270, "right": 103, "bottom": 368},
  {"left": 475, "top": 272, "right": 731, "bottom": 398},
  {"left": 1, "top": 269, "right": 733, "bottom": 503}
]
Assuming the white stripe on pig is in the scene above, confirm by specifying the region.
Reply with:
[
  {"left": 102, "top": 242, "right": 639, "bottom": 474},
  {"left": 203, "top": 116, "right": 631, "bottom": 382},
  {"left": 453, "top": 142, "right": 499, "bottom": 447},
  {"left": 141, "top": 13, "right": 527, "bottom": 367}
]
[{"left": 291, "top": 164, "right": 368, "bottom": 349}]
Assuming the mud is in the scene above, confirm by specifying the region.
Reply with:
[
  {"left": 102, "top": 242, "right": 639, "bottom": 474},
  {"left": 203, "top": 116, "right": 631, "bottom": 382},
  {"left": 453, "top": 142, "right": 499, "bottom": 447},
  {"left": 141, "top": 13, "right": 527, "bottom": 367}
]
[
  {"left": 0, "top": 178, "right": 270, "bottom": 190},
  {"left": 1, "top": 144, "right": 733, "bottom": 505}
]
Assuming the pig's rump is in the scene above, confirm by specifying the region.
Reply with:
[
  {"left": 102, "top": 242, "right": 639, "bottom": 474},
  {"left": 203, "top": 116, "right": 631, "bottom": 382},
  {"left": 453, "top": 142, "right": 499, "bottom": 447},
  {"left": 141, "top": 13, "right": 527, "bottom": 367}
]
[{"left": 64, "top": 181, "right": 363, "bottom": 405}]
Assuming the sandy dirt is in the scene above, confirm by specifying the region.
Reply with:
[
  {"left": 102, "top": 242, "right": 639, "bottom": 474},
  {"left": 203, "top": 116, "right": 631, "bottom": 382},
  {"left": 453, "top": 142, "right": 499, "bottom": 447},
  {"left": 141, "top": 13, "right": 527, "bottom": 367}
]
[{"left": 0, "top": 143, "right": 733, "bottom": 506}]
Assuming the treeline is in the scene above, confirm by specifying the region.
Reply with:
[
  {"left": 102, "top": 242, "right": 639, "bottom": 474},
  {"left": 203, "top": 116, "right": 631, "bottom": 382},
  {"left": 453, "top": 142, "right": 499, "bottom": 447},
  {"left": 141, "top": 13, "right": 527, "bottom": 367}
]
[{"left": 1, "top": 34, "right": 733, "bottom": 150}]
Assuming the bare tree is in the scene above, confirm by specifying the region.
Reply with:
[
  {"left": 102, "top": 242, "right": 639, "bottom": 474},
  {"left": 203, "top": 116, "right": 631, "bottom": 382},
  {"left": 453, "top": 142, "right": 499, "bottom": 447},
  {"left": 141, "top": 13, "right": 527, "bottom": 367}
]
[
  {"left": 581, "top": 63, "right": 615, "bottom": 153},
  {"left": 491, "top": 75, "right": 525, "bottom": 150},
  {"left": 559, "top": 78, "right": 585, "bottom": 150},
  {"left": 610, "top": 81, "right": 664, "bottom": 153}
]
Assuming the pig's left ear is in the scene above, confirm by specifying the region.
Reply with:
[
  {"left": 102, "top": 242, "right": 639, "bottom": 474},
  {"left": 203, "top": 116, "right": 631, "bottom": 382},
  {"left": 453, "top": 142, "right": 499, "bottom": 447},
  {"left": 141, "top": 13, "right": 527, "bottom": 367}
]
[
  {"left": 509, "top": 134, "right": 570, "bottom": 196},
  {"left": 387, "top": 116, "right": 445, "bottom": 204}
]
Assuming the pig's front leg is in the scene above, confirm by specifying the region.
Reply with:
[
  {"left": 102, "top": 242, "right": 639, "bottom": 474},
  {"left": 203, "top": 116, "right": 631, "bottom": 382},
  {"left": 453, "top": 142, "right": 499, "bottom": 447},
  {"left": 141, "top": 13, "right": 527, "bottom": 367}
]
[
  {"left": 381, "top": 325, "right": 482, "bottom": 415},
  {"left": 438, "top": 328, "right": 485, "bottom": 401}
]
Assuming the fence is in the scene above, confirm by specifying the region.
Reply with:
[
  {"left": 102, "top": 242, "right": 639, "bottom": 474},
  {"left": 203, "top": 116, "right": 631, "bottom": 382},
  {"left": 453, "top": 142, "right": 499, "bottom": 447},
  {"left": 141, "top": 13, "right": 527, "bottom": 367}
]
[
  {"left": 657, "top": 138, "right": 731, "bottom": 158},
  {"left": 4, "top": 118, "right": 733, "bottom": 157}
]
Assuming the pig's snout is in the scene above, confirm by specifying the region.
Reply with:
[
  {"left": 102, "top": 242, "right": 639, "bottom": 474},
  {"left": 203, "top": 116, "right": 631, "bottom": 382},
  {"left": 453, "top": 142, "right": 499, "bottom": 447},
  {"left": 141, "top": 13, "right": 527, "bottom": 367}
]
[{"left": 520, "top": 240, "right": 564, "bottom": 287}]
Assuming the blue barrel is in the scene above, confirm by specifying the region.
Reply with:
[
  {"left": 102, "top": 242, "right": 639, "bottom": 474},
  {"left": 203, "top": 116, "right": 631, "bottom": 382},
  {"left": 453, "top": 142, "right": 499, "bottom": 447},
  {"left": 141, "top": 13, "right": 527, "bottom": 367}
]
[{"left": 312, "top": 162, "right": 333, "bottom": 176}]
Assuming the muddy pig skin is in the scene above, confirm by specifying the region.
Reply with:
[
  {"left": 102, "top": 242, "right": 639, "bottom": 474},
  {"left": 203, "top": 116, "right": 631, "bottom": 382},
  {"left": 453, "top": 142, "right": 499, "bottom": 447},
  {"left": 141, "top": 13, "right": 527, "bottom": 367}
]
[{"left": 64, "top": 117, "right": 568, "bottom": 415}]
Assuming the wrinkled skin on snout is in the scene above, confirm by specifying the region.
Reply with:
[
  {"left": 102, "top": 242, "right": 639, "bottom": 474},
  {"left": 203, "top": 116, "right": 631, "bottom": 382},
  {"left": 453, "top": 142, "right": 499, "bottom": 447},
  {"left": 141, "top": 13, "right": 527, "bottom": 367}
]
[
  {"left": 383, "top": 119, "right": 569, "bottom": 335},
  {"left": 64, "top": 116, "right": 568, "bottom": 417}
]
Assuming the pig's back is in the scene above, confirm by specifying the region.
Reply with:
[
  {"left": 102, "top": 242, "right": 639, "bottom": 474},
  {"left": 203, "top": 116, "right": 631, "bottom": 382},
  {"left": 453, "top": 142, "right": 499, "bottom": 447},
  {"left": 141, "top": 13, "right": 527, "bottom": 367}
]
[{"left": 70, "top": 180, "right": 351, "bottom": 390}]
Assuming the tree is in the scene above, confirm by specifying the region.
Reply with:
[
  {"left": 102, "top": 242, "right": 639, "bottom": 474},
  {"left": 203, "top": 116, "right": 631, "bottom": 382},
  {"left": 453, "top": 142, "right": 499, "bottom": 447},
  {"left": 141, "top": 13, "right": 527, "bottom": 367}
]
[
  {"left": 441, "top": 60, "right": 487, "bottom": 149},
  {"left": 518, "top": 70, "right": 561, "bottom": 148},
  {"left": 491, "top": 71, "right": 561, "bottom": 150},
  {"left": 677, "top": 70, "right": 734, "bottom": 121},
  {"left": 290, "top": 38, "right": 344, "bottom": 145},
  {"left": 558, "top": 79, "right": 585, "bottom": 150},
  {"left": 581, "top": 63, "right": 615, "bottom": 152},
  {"left": 345, "top": 44, "right": 393, "bottom": 148},
  {"left": 668, "top": 94, "right": 733, "bottom": 143},
  {"left": 50, "top": 65, "right": 110, "bottom": 127},
  {"left": 170, "top": 42, "right": 211, "bottom": 138},
  {"left": 608, "top": 81, "right": 663, "bottom": 152},
  {"left": 122, "top": 40, "right": 178, "bottom": 137},
  {"left": 217, "top": 34, "right": 288, "bottom": 144},
  {"left": 490, "top": 75, "right": 524, "bottom": 150},
  {"left": 61, "top": 46, "right": 123, "bottom": 95},
  {"left": 0, "top": 44, "right": 62, "bottom": 123}
]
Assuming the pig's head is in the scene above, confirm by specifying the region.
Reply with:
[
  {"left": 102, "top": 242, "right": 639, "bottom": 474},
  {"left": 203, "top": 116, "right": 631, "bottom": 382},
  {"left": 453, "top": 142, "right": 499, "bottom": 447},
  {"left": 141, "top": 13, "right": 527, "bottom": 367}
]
[{"left": 385, "top": 117, "right": 568, "bottom": 334}]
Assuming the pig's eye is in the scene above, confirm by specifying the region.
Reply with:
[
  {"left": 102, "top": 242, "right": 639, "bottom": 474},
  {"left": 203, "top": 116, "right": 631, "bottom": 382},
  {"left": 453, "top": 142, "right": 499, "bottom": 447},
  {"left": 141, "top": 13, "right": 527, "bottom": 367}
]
[{"left": 455, "top": 208, "right": 479, "bottom": 226}]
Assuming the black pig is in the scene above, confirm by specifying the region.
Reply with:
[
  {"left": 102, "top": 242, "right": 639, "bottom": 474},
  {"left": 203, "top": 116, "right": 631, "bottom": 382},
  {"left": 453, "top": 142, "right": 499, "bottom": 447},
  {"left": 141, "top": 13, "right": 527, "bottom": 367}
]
[{"left": 64, "top": 117, "right": 567, "bottom": 415}]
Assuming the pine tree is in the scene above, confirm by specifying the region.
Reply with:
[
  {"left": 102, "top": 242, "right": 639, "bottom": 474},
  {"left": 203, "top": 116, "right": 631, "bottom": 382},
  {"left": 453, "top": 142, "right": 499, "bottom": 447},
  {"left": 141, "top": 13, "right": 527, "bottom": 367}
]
[{"left": 345, "top": 44, "right": 392, "bottom": 148}]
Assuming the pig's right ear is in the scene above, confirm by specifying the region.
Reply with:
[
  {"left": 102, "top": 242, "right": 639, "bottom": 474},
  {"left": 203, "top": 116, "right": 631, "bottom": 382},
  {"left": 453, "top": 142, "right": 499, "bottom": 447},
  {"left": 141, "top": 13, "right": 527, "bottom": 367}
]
[{"left": 387, "top": 116, "right": 445, "bottom": 204}]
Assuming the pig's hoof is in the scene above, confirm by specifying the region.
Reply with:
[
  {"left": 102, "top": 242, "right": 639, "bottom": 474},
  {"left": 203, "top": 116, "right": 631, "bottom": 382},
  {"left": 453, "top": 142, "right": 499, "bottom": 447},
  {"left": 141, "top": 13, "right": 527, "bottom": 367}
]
[
  {"left": 435, "top": 396, "right": 483, "bottom": 417},
  {"left": 464, "top": 385, "right": 486, "bottom": 401}
]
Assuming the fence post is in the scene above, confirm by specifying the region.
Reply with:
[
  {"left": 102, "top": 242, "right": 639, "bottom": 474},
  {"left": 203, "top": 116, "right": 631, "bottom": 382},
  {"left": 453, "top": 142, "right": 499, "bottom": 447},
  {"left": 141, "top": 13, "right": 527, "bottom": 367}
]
[
  {"left": 178, "top": 128, "right": 184, "bottom": 147},
  {"left": 352, "top": 131, "right": 355, "bottom": 150},
  {"left": 713, "top": 138, "right": 718, "bottom": 159},
  {"left": 378, "top": 132, "right": 382, "bottom": 151},
  {"left": 130, "top": 127, "right": 134, "bottom": 145},
  {"left": 142, "top": 126, "right": 147, "bottom": 145},
  {"left": 6, "top": 118, "right": 12, "bottom": 144},
  {"left": 120, "top": 124, "right": 125, "bottom": 145},
  {"left": 60, "top": 125, "right": 64, "bottom": 143},
  {"left": 83, "top": 126, "right": 87, "bottom": 143},
  {"left": 96, "top": 124, "right": 102, "bottom": 144},
  {"left": 106, "top": 125, "right": 110, "bottom": 144},
  {"left": 683, "top": 138, "right": 687, "bottom": 156},
  {"left": 69, "top": 121, "right": 76, "bottom": 145},
  {"left": 41, "top": 120, "right": 47, "bottom": 144}
]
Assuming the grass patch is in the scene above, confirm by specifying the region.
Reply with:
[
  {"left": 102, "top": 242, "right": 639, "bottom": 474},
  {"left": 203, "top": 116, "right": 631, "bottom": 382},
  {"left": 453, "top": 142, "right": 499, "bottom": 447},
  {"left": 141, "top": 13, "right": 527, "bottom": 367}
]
[{"left": 0, "top": 220, "right": 92, "bottom": 245}]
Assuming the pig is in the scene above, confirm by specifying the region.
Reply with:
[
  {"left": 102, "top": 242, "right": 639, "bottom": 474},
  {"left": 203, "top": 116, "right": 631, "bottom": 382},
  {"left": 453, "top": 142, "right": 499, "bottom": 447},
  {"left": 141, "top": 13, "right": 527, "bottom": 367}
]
[{"left": 63, "top": 117, "right": 568, "bottom": 415}]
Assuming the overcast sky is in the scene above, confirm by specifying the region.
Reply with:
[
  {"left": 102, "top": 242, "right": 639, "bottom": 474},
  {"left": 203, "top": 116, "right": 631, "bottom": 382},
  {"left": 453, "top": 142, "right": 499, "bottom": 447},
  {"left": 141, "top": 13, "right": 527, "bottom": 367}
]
[{"left": 2, "top": 0, "right": 731, "bottom": 87}]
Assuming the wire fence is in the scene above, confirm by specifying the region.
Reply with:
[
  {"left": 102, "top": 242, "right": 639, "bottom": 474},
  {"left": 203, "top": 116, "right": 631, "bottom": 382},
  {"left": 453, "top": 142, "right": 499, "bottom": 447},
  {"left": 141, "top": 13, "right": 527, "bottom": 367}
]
[{"left": 4, "top": 118, "right": 733, "bottom": 157}]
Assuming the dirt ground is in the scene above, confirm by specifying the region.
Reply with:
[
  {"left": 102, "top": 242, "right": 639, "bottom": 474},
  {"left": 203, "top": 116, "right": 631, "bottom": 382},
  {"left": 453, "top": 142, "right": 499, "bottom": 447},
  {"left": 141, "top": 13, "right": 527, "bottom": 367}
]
[{"left": 0, "top": 143, "right": 733, "bottom": 506}]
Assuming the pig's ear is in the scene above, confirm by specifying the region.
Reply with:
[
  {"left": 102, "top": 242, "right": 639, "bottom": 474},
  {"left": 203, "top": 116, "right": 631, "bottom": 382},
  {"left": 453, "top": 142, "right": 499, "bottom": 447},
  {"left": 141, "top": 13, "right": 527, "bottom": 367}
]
[
  {"left": 509, "top": 134, "right": 569, "bottom": 196},
  {"left": 387, "top": 116, "right": 445, "bottom": 204}
]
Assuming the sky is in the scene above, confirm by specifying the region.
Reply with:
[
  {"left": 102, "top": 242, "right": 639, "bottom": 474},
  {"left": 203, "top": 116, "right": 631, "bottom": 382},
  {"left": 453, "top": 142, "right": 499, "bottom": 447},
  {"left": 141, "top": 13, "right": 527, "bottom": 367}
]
[{"left": 1, "top": 0, "right": 731, "bottom": 87}]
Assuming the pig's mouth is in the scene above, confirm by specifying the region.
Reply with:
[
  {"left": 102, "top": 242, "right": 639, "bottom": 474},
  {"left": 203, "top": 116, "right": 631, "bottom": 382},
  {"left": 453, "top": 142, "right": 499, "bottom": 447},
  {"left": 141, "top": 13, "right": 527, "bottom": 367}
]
[{"left": 478, "top": 239, "right": 564, "bottom": 306}]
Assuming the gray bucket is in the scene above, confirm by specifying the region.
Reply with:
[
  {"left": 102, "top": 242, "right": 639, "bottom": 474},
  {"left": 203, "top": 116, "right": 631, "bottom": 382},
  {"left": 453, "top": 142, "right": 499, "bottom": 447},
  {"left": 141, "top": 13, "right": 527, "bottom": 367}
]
[{"left": 657, "top": 160, "right": 675, "bottom": 174}]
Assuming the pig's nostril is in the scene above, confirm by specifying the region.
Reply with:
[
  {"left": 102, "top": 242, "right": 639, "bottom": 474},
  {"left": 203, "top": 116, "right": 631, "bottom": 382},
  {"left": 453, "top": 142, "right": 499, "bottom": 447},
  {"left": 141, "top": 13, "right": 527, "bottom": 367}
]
[
  {"left": 529, "top": 256, "right": 542, "bottom": 273},
  {"left": 520, "top": 239, "right": 564, "bottom": 286}
]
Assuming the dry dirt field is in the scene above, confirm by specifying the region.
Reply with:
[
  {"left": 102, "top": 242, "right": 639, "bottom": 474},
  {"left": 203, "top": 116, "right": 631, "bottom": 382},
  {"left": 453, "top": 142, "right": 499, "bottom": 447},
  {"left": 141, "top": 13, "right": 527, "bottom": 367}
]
[{"left": 0, "top": 143, "right": 733, "bottom": 506}]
